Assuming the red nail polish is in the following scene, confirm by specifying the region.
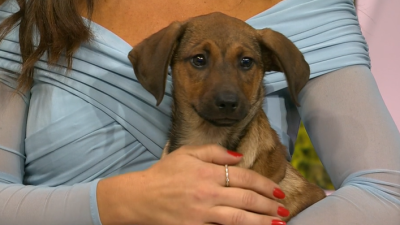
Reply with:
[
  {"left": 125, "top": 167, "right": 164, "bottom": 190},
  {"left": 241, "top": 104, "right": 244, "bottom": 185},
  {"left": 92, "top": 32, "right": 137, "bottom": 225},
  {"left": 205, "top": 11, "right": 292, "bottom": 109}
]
[
  {"left": 271, "top": 219, "right": 286, "bottom": 225},
  {"left": 227, "top": 150, "right": 243, "bottom": 157},
  {"left": 277, "top": 206, "right": 290, "bottom": 217},
  {"left": 273, "top": 188, "right": 285, "bottom": 199}
]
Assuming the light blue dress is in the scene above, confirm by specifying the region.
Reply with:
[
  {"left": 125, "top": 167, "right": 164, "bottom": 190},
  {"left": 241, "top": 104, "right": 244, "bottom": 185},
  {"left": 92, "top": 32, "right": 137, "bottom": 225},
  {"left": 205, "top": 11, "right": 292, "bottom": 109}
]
[{"left": 3, "top": 0, "right": 397, "bottom": 224}]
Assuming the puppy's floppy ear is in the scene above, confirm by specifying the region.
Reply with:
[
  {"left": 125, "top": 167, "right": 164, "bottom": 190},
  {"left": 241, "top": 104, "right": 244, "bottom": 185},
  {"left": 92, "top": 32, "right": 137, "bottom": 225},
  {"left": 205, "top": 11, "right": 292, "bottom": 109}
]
[
  {"left": 128, "top": 22, "right": 185, "bottom": 106},
  {"left": 257, "top": 28, "right": 310, "bottom": 106}
]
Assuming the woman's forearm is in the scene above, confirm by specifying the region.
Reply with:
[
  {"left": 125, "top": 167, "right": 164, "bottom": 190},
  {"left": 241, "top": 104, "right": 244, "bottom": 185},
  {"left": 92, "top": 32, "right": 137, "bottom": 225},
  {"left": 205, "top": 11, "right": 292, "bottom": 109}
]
[
  {"left": 0, "top": 181, "right": 100, "bottom": 225},
  {"left": 292, "top": 65, "right": 400, "bottom": 224}
]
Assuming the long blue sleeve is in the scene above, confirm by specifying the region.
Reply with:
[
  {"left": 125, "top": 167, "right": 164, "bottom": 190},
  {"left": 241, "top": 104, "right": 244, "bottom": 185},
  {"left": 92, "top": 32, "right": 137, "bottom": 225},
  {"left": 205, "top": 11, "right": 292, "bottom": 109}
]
[
  {"left": 290, "top": 65, "right": 400, "bottom": 224},
  {"left": 0, "top": 82, "right": 102, "bottom": 225}
]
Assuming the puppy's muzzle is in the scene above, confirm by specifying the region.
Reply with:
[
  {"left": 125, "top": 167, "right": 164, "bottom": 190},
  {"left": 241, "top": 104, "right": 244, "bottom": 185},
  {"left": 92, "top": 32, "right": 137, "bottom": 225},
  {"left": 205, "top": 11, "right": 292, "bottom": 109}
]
[{"left": 196, "top": 90, "right": 249, "bottom": 127}]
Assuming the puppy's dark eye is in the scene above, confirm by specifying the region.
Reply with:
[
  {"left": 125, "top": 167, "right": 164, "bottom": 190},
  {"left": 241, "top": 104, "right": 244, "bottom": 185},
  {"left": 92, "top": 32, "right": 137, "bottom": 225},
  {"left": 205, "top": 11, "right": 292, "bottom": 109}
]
[
  {"left": 191, "top": 54, "right": 207, "bottom": 67},
  {"left": 240, "top": 57, "right": 253, "bottom": 69}
]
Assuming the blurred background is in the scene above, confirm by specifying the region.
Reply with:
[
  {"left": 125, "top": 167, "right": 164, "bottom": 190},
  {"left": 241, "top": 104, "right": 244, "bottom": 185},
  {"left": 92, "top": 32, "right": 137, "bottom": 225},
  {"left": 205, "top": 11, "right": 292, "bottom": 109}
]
[
  {"left": 291, "top": 0, "right": 400, "bottom": 191},
  {"left": 291, "top": 123, "right": 334, "bottom": 190}
]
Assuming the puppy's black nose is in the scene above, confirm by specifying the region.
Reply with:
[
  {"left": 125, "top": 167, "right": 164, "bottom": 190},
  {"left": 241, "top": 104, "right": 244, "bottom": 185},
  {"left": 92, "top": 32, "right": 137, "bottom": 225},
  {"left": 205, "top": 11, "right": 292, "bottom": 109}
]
[{"left": 215, "top": 92, "right": 239, "bottom": 112}]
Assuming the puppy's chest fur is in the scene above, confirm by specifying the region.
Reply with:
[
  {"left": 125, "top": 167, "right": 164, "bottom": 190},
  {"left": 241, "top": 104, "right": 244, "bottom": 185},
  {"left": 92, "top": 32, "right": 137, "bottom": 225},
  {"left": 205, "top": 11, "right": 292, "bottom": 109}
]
[{"left": 166, "top": 103, "right": 286, "bottom": 173}]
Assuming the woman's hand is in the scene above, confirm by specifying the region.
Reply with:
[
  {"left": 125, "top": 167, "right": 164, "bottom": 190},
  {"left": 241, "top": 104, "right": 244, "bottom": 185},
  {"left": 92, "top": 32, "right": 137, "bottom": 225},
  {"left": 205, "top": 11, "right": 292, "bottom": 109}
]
[{"left": 97, "top": 144, "right": 288, "bottom": 225}]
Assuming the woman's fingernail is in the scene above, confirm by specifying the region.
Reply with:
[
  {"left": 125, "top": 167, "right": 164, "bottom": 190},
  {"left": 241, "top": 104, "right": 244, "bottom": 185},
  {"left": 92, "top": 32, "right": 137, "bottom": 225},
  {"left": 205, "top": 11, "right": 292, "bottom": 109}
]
[
  {"left": 273, "top": 188, "right": 285, "bottom": 199},
  {"left": 271, "top": 219, "right": 286, "bottom": 225},
  {"left": 227, "top": 150, "right": 243, "bottom": 157},
  {"left": 277, "top": 206, "right": 290, "bottom": 217}
]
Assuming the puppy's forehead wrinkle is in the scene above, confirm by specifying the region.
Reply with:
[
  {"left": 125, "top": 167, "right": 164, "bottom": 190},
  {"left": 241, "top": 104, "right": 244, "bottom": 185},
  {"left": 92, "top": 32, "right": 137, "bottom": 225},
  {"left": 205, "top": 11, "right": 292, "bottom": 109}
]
[
  {"left": 179, "top": 34, "right": 261, "bottom": 61},
  {"left": 184, "top": 29, "right": 256, "bottom": 46}
]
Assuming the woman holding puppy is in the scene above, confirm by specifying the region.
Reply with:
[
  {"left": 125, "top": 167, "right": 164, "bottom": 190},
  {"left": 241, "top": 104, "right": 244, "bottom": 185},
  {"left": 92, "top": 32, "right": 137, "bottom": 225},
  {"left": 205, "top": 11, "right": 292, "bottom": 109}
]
[{"left": 0, "top": 0, "right": 399, "bottom": 224}]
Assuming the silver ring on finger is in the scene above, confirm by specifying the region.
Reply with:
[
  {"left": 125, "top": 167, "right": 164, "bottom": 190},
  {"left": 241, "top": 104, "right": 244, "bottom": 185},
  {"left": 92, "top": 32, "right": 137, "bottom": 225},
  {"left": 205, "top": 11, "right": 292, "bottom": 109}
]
[{"left": 225, "top": 164, "right": 230, "bottom": 187}]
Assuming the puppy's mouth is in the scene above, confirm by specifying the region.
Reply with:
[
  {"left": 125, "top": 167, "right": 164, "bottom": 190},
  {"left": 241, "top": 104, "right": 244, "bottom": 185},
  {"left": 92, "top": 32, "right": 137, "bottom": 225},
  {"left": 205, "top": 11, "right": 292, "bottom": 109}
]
[
  {"left": 193, "top": 106, "right": 242, "bottom": 127},
  {"left": 207, "top": 118, "right": 239, "bottom": 127}
]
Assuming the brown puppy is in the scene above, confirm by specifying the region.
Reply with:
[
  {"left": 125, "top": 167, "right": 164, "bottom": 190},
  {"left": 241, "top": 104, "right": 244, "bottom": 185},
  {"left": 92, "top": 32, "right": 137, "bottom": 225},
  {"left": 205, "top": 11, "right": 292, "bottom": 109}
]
[{"left": 129, "top": 12, "right": 326, "bottom": 221}]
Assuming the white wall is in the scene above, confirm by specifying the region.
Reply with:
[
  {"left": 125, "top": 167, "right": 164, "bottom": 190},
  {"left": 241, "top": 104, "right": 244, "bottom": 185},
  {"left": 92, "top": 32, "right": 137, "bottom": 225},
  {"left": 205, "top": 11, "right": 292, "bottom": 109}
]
[{"left": 357, "top": 1, "right": 400, "bottom": 130}]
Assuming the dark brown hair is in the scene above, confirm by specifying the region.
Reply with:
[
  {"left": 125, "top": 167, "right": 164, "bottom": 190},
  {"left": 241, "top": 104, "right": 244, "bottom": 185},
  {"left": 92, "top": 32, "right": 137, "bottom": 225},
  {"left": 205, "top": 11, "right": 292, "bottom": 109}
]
[{"left": 0, "top": 0, "right": 94, "bottom": 91}]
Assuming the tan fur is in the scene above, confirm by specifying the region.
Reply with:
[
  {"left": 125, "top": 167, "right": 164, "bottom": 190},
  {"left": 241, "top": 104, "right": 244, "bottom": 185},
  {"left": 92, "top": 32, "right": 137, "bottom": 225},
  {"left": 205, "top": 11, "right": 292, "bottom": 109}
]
[{"left": 129, "top": 12, "right": 326, "bottom": 221}]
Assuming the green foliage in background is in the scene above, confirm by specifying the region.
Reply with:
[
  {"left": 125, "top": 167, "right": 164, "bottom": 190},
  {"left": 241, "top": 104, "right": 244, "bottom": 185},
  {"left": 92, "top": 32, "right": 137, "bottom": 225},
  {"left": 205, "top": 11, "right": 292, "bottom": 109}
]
[{"left": 291, "top": 123, "right": 334, "bottom": 190}]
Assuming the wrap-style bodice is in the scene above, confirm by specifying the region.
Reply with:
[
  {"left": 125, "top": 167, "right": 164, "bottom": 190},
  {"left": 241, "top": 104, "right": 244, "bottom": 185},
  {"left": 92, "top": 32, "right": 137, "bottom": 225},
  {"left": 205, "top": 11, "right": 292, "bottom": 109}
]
[{"left": 0, "top": 0, "right": 369, "bottom": 186}]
